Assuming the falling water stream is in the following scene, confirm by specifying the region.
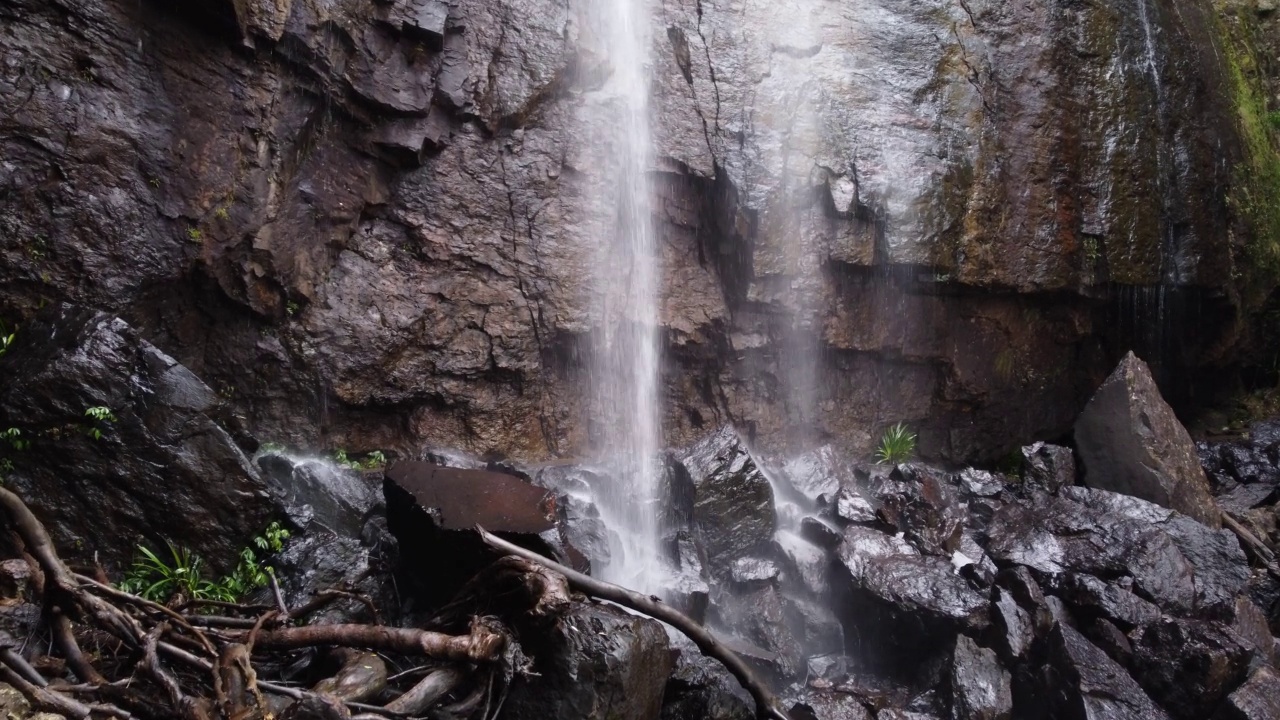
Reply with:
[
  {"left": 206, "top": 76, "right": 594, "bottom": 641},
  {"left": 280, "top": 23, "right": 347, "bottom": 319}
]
[{"left": 588, "top": 0, "right": 664, "bottom": 594}]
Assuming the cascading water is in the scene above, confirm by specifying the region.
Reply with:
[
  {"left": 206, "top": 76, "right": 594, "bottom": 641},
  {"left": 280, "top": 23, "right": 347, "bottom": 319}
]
[{"left": 586, "top": 0, "right": 665, "bottom": 594}]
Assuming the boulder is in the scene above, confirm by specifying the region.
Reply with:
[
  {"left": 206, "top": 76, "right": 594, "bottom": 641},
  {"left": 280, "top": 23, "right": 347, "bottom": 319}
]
[
  {"left": 503, "top": 601, "right": 671, "bottom": 720},
  {"left": 710, "top": 584, "right": 805, "bottom": 680},
  {"left": 789, "top": 692, "right": 874, "bottom": 720},
  {"left": 383, "top": 461, "right": 559, "bottom": 605},
  {"left": 1220, "top": 665, "right": 1280, "bottom": 720},
  {"left": 270, "top": 529, "right": 398, "bottom": 626},
  {"left": 1074, "top": 352, "right": 1221, "bottom": 527},
  {"left": 1128, "top": 618, "right": 1252, "bottom": 720},
  {"left": 0, "top": 305, "right": 273, "bottom": 571},
  {"left": 257, "top": 452, "right": 381, "bottom": 539},
  {"left": 950, "top": 635, "right": 1012, "bottom": 720},
  {"left": 532, "top": 464, "right": 616, "bottom": 569},
  {"left": 680, "top": 427, "right": 777, "bottom": 574},
  {"left": 1032, "top": 610, "right": 1172, "bottom": 720},
  {"left": 1020, "top": 442, "right": 1076, "bottom": 494},
  {"left": 986, "top": 487, "right": 1248, "bottom": 617},
  {"left": 660, "top": 635, "right": 753, "bottom": 720}
]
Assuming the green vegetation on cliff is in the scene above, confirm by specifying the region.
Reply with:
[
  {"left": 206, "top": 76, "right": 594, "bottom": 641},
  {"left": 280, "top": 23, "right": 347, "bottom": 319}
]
[{"left": 1218, "top": 1, "right": 1280, "bottom": 301}]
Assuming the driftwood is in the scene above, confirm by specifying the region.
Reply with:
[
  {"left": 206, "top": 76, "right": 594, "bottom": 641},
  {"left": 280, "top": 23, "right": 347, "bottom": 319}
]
[
  {"left": 476, "top": 526, "right": 795, "bottom": 720},
  {"left": 0, "top": 486, "right": 554, "bottom": 720}
]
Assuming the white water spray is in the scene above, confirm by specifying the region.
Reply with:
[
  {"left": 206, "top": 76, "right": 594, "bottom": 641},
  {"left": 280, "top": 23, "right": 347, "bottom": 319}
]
[{"left": 587, "top": 0, "right": 664, "bottom": 594}]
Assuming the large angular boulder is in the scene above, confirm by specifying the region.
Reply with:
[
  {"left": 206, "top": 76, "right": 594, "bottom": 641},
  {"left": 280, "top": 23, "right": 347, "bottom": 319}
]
[
  {"left": 950, "top": 635, "right": 1012, "bottom": 720},
  {"left": 1074, "top": 352, "right": 1221, "bottom": 527},
  {"left": 383, "top": 461, "right": 558, "bottom": 605},
  {"left": 0, "top": 305, "right": 273, "bottom": 571},
  {"left": 680, "top": 427, "right": 777, "bottom": 574},
  {"left": 256, "top": 452, "right": 381, "bottom": 539},
  {"left": 1221, "top": 666, "right": 1280, "bottom": 720},
  {"left": 502, "top": 601, "right": 672, "bottom": 720},
  {"left": 1035, "top": 611, "right": 1172, "bottom": 720},
  {"left": 985, "top": 487, "right": 1248, "bottom": 616},
  {"left": 1127, "top": 618, "right": 1252, "bottom": 720},
  {"left": 660, "top": 635, "right": 753, "bottom": 720}
]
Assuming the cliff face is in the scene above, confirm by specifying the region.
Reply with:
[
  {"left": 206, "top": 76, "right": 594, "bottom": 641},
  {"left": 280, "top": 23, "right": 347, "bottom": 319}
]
[{"left": 2, "top": 0, "right": 1277, "bottom": 461}]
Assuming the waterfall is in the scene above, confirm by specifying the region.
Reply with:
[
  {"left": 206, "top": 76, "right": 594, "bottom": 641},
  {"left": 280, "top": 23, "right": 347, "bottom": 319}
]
[{"left": 588, "top": 0, "right": 664, "bottom": 594}]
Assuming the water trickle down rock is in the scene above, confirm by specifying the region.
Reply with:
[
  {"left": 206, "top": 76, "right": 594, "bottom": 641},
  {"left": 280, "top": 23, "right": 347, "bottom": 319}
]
[
  {"left": 1075, "top": 352, "right": 1221, "bottom": 527},
  {"left": 256, "top": 452, "right": 382, "bottom": 539}
]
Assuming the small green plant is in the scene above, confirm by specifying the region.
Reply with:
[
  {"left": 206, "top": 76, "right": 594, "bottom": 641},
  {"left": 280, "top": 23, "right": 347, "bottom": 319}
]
[
  {"left": 118, "top": 543, "right": 229, "bottom": 602},
  {"left": 1, "top": 428, "right": 29, "bottom": 451},
  {"left": 118, "top": 522, "right": 289, "bottom": 603},
  {"left": 332, "top": 449, "right": 387, "bottom": 470},
  {"left": 84, "top": 406, "right": 116, "bottom": 441},
  {"left": 874, "top": 422, "right": 917, "bottom": 465},
  {"left": 0, "top": 323, "right": 14, "bottom": 358},
  {"left": 213, "top": 206, "right": 230, "bottom": 221},
  {"left": 1269, "top": 110, "right": 1280, "bottom": 130},
  {"left": 186, "top": 227, "right": 202, "bottom": 242},
  {"left": 286, "top": 300, "right": 300, "bottom": 316}
]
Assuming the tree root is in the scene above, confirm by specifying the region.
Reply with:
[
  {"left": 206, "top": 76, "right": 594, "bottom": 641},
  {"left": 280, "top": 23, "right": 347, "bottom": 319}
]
[{"left": 476, "top": 526, "right": 795, "bottom": 720}]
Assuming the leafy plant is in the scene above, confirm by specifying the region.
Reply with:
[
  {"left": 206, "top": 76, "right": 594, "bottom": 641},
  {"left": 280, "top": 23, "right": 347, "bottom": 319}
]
[
  {"left": 84, "top": 406, "right": 116, "bottom": 441},
  {"left": 332, "top": 449, "right": 387, "bottom": 470},
  {"left": 0, "top": 330, "right": 14, "bottom": 358},
  {"left": 186, "top": 227, "right": 202, "bottom": 242},
  {"left": 874, "top": 422, "right": 917, "bottom": 465},
  {"left": 286, "top": 300, "right": 300, "bottom": 316},
  {"left": 1, "top": 428, "right": 28, "bottom": 451},
  {"left": 118, "top": 522, "right": 290, "bottom": 603},
  {"left": 118, "top": 543, "right": 230, "bottom": 602}
]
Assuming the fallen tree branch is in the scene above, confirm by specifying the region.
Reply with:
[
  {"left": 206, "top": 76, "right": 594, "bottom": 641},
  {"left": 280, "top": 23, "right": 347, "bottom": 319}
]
[
  {"left": 476, "top": 526, "right": 793, "bottom": 720},
  {"left": 239, "top": 624, "right": 503, "bottom": 662},
  {"left": 74, "top": 573, "right": 217, "bottom": 657},
  {"left": 0, "top": 662, "right": 130, "bottom": 718},
  {"left": 291, "top": 589, "right": 383, "bottom": 625}
]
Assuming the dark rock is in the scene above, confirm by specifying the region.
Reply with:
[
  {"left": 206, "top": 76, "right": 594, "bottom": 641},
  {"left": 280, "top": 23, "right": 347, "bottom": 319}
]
[
  {"left": 730, "top": 557, "right": 780, "bottom": 586},
  {"left": 836, "top": 551, "right": 989, "bottom": 673},
  {"left": 987, "top": 487, "right": 1248, "bottom": 617},
  {"left": 955, "top": 468, "right": 1004, "bottom": 499},
  {"left": 834, "top": 488, "right": 879, "bottom": 525},
  {"left": 532, "top": 464, "right": 615, "bottom": 568},
  {"left": 1229, "top": 596, "right": 1278, "bottom": 667},
  {"left": 1021, "top": 442, "right": 1076, "bottom": 493},
  {"left": 504, "top": 601, "right": 671, "bottom": 720},
  {"left": 257, "top": 453, "right": 381, "bottom": 539},
  {"left": 271, "top": 530, "right": 398, "bottom": 626},
  {"left": 785, "top": 595, "right": 845, "bottom": 657},
  {"left": 384, "top": 461, "right": 560, "bottom": 606},
  {"left": 667, "top": 530, "right": 711, "bottom": 622},
  {"left": 1220, "top": 665, "right": 1280, "bottom": 720},
  {"left": 681, "top": 427, "right": 777, "bottom": 574},
  {"left": 1056, "top": 573, "right": 1162, "bottom": 629},
  {"left": 1128, "top": 618, "right": 1251, "bottom": 720},
  {"left": 1084, "top": 617, "right": 1134, "bottom": 666},
  {"left": 991, "top": 588, "right": 1033, "bottom": 660},
  {"left": 950, "top": 635, "right": 1012, "bottom": 720},
  {"left": 1075, "top": 352, "right": 1221, "bottom": 527},
  {"left": 775, "top": 445, "right": 857, "bottom": 501},
  {"left": 1038, "top": 614, "right": 1172, "bottom": 720},
  {"left": 0, "top": 306, "right": 273, "bottom": 571},
  {"left": 837, "top": 525, "right": 919, "bottom": 580},
  {"left": 386, "top": 461, "right": 554, "bottom": 532},
  {"left": 711, "top": 584, "right": 805, "bottom": 680},
  {"left": 660, "top": 635, "right": 753, "bottom": 720},
  {"left": 778, "top": 529, "right": 831, "bottom": 597}
]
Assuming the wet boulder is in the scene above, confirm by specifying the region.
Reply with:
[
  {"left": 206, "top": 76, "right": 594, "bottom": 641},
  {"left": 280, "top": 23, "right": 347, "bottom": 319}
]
[
  {"left": 950, "top": 635, "right": 1012, "bottom": 720},
  {"left": 384, "top": 461, "right": 558, "bottom": 605},
  {"left": 789, "top": 692, "right": 874, "bottom": 720},
  {"left": 257, "top": 453, "right": 381, "bottom": 539},
  {"left": 680, "top": 427, "right": 777, "bottom": 574},
  {"left": 660, "top": 635, "right": 753, "bottom": 720},
  {"left": 532, "top": 464, "right": 615, "bottom": 568},
  {"left": 0, "top": 305, "right": 274, "bottom": 571},
  {"left": 270, "top": 529, "right": 398, "bottom": 625},
  {"left": 1220, "top": 665, "right": 1280, "bottom": 720},
  {"left": 986, "top": 487, "right": 1247, "bottom": 617},
  {"left": 1128, "top": 618, "right": 1252, "bottom": 720},
  {"left": 503, "top": 601, "right": 671, "bottom": 720},
  {"left": 710, "top": 584, "right": 805, "bottom": 680},
  {"left": 1027, "top": 608, "right": 1171, "bottom": 720},
  {"left": 1074, "top": 352, "right": 1221, "bottom": 527},
  {"left": 1021, "top": 442, "right": 1076, "bottom": 494}
]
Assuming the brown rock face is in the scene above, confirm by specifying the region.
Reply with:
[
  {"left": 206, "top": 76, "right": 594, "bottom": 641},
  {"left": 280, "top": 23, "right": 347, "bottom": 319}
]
[
  {"left": 1075, "top": 352, "right": 1221, "bottom": 527},
  {"left": 0, "top": 0, "right": 1272, "bottom": 463}
]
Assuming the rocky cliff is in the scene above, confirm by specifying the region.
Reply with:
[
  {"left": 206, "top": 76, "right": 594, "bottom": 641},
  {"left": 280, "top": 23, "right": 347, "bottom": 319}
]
[{"left": 2, "top": 0, "right": 1278, "bottom": 461}]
